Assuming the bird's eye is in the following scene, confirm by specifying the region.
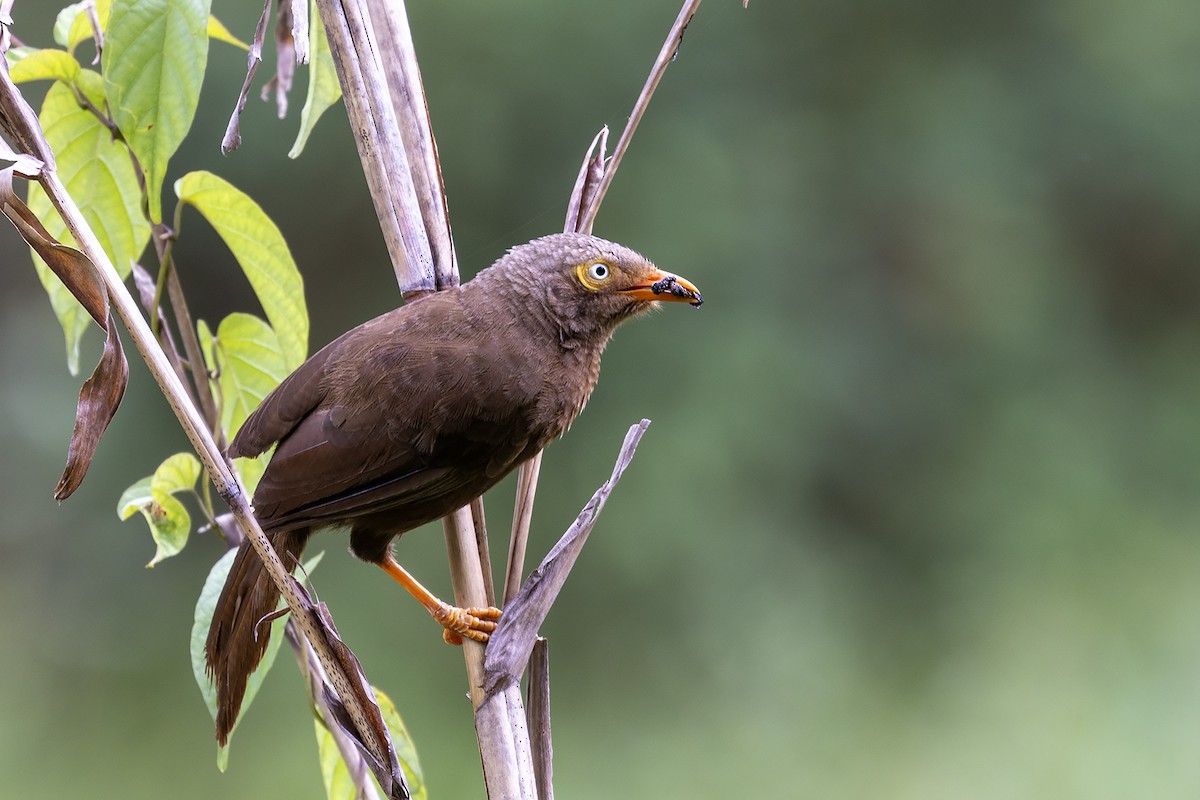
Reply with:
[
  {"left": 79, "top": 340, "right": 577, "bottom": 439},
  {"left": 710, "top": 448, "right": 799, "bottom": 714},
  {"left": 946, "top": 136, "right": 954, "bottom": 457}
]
[{"left": 588, "top": 262, "right": 610, "bottom": 281}]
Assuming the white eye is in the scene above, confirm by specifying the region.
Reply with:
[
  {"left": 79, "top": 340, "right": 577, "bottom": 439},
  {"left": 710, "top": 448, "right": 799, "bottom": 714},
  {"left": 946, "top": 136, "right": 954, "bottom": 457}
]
[{"left": 588, "top": 262, "right": 610, "bottom": 281}]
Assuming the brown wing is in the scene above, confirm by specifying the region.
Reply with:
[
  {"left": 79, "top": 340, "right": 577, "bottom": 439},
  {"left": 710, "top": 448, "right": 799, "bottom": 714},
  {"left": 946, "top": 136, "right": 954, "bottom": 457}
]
[{"left": 232, "top": 293, "right": 548, "bottom": 533}]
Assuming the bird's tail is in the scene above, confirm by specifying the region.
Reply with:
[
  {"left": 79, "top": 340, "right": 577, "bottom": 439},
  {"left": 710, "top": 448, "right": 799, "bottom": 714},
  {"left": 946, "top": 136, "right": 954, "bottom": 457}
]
[{"left": 205, "top": 528, "right": 308, "bottom": 745}]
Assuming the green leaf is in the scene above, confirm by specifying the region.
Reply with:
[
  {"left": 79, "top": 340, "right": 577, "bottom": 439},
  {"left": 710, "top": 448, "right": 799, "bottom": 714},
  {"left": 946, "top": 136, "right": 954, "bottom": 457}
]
[
  {"left": 118, "top": 481, "right": 191, "bottom": 567},
  {"left": 198, "top": 315, "right": 276, "bottom": 491},
  {"left": 63, "top": 0, "right": 113, "bottom": 54},
  {"left": 191, "top": 549, "right": 323, "bottom": 771},
  {"left": 214, "top": 312, "right": 289, "bottom": 442},
  {"left": 144, "top": 489, "right": 190, "bottom": 567},
  {"left": 5, "top": 47, "right": 39, "bottom": 67},
  {"left": 289, "top": 0, "right": 342, "bottom": 159},
  {"left": 314, "top": 686, "right": 427, "bottom": 800},
  {"left": 27, "top": 78, "right": 149, "bottom": 374},
  {"left": 117, "top": 476, "right": 154, "bottom": 520},
  {"left": 197, "top": 317, "right": 216, "bottom": 372},
  {"left": 374, "top": 687, "right": 427, "bottom": 800},
  {"left": 8, "top": 49, "right": 81, "bottom": 84},
  {"left": 103, "top": 0, "right": 211, "bottom": 222},
  {"left": 116, "top": 452, "right": 202, "bottom": 566},
  {"left": 177, "top": 171, "right": 309, "bottom": 369},
  {"left": 53, "top": 2, "right": 90, "bottom": 48},
  {"left": 151, "top": 451, "right": 201, "bottom": 494},
  {"left": 208, "top": 14, "right": 249, "bottom": 50},
  {"left": 190, "top": 548, "right": 283, "bottom": 770}
]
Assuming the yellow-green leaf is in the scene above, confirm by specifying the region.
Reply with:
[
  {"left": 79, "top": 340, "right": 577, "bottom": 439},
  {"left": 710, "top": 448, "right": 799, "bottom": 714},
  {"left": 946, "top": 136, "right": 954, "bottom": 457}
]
[
  {"left": 9, "top": 49, "right": 81, "bottom": 84},
  {"left": 27, "top": 78, "right": 149, "bottom": 374},
  {"left": 117, "top": 452, "right": 202, "bottom": 565},
  {"left": 152, "top": 451, "right": 201, "bottom": 494},
  {"left": 177, "top": 172, "right": 309, "bottom": 369},
  {"left": 314, "top": 686, "right": 427, "bottom": 800},
  {"left": 57, "top": 0, "right": 112, "bottom": 53},
  {"left": 199, "top": 316, "right": 274, "bottom": 491},
  {"left": 117, "top": 476, "right": 154, "bottom": 520},
  {"left": 144, "top": 488, "right": 190, "bottom": 567},
  {"left": 208, "top": 14, "right": 249, "bottom": 50},
  {"left": 374, "top": 687, "right": 427, "bottom": 800},
  {"left": 289, "top": 0, "right": 342, "bottom": 159},
  {"left": 214, "top": 311, "right": 288, "bottom": 444},
  {"left": 103, "top": 0, "right": 210, "bottom": 222}
]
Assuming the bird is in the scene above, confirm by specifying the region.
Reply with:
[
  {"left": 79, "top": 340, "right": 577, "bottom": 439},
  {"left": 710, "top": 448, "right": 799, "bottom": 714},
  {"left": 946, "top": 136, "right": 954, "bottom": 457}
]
[{"left": 204, "top": 232, "right": 702, "bottom": 744}]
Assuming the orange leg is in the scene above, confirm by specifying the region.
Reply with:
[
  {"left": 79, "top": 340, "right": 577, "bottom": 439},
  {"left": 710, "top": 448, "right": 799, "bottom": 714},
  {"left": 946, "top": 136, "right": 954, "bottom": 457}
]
[{"left": 378, "top": 556, "right": 502, "bottom": 645}]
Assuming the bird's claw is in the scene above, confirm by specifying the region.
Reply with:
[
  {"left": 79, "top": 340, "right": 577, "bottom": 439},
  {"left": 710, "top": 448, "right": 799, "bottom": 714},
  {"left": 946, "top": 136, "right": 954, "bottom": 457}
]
[{"left": 433, "top": 604, "right": 502, "bottom": 645}]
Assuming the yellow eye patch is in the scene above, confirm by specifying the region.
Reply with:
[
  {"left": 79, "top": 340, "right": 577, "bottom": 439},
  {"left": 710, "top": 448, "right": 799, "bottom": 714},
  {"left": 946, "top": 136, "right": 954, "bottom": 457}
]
[{"left": 576, "top": 261, "right": 613, "bottom": 290}]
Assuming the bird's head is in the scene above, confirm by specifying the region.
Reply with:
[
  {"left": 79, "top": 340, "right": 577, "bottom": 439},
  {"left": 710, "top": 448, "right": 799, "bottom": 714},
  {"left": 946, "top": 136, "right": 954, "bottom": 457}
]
[{"left": 481, "top": 233, "right": 702, "bottom": 347}]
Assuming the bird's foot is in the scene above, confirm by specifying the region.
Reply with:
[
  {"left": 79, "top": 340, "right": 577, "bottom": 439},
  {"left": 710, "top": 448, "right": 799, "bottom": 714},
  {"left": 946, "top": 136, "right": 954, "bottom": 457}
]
[{"left": 432, "top": 603, "right": 502, "bottom": 645}]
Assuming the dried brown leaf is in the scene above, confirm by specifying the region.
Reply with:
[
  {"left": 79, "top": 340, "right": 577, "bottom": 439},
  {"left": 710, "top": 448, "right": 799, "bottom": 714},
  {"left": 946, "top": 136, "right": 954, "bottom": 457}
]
[
  {"left": 261, "top": 0, "right": 296, "bottom": 118},
  {"left": 0, "top": 168, "right": 128, "bottom": 500},
  {"left": 222, "top": 0, "right": 273, "bottom": 154}
]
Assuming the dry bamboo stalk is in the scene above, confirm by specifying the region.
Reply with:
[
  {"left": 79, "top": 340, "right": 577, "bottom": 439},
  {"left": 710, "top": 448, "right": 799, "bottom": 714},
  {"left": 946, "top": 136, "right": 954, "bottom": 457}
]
[
  {"left": 311, "top": 2, "right": 534, "bottom": 796},
  {"left": 527, "top": 639, "right": 553, "bottom": 800},
  {"left": 367, "top": 0, "right": 456, "bottom": 286},
  {"left": 314, "top": 0, "right": 436, "bottom": 298}
]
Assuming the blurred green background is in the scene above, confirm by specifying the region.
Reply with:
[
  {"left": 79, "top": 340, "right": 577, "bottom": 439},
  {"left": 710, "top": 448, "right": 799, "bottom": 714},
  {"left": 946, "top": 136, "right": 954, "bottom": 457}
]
[{"left": 3, "top": 1, "right": 1200, "bottom": 797}]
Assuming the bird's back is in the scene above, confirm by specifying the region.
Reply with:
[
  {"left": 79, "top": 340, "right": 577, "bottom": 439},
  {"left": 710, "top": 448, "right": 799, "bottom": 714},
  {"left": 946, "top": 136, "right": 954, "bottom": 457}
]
[{"left": 229, "top": 285, "right": 581, "bottom": 538}]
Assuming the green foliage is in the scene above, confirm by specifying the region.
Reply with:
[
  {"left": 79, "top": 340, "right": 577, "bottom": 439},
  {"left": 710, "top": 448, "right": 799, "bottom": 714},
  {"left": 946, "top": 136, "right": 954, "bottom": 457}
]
[
  {"left": 176, "top": 171, "right": 309, "bottom": 370},
  {"left": 102, "top": 0, "right": 211, "bottom": 223},
  {"left": 26, "top": 78, "right": 150, "bottom": 374},
  {"left": 117, "top": 452, "right": 202, "bottom": 567},
  {"left": 206, "top": 15, "right": 249, "bottom": 51},
  {"left": 314, "top": 686, "right": 427, "bottom": 800},
  {"left": 213, "top": 312, "right": 289, "bottom": 492},
  {"left": 53, "top": 0, "right": 111, "bottom": 51},
  {"left": 7, "top": 48, "right": 81, "bottom": 83},
  {"left": 290, "top": 0, "right": 341, "bottom": 159}
]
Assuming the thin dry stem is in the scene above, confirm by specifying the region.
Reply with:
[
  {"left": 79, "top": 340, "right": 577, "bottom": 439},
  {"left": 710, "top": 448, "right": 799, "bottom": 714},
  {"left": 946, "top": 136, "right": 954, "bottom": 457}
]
[
  {"left": 503, "top": 453, "right": 541, "bottom": 607},
  {"left": 578, "top": 0, "right": 702, "bottom": 231}
]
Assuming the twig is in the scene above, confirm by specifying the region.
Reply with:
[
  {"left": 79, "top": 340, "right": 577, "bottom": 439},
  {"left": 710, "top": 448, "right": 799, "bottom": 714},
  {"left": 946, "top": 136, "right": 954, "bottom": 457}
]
[
  {"left": 578, "top": 0, "right": 702, "bottom": 231},
  {"left": 288, "top": 622, "right": 385, "bottom": 800},
  {"left": 503, "top": 453, "right": 541, "bottom": 607}
]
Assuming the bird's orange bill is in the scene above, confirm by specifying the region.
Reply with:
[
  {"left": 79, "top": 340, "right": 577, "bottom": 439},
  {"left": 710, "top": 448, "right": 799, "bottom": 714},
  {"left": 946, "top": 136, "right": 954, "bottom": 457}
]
[
  {"left": 621, "top": 270, "right": 703, "bottom": 306},
  {"left": 377, "top": 556, "right": 501, "bottom": 644}
]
